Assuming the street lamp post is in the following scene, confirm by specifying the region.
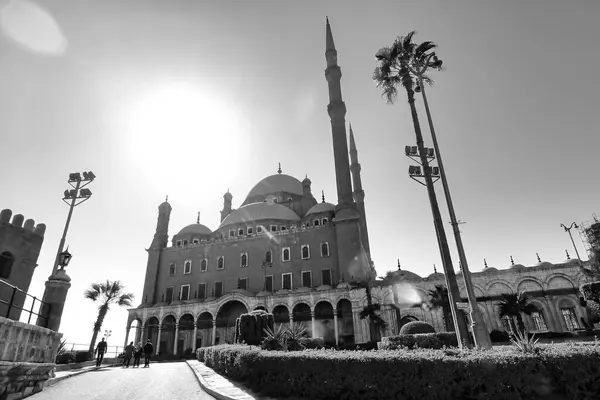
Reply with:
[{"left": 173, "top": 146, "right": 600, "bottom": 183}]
[
  {"left": 52, "top": 172, "right": 95, "bottom": 275},
  {"left": 411, "top": 62, "right": 491, "bottom": 348},
  {"left": 561, "top": 222, "right": 584, "bottom": 267}
]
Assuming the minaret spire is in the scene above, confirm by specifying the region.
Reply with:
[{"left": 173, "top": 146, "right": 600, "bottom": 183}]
[
  {"left": 325, "top": 17, "right": 353, "bottom": 207},
  {"left": 349, "top": 123, "right": 371, "bottom": 258},
  {"left": 197, "top": 211, "right": 200, "bottom": 224}
]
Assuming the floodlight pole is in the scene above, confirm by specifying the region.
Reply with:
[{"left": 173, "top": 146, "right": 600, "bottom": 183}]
[
  {"left": 419, "top": 80, "right": 492, "bottom": 349},
  {"left": 51, "top": 173, "right": 95, "bottom": 275},
  {"left": 561, "top": 222, "right": 584, "bottom": 268}
]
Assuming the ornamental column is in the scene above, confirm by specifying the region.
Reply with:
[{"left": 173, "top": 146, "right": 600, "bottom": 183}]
[
  {"left": 311, "top": 311, "right": 316, "bottom": 337},
  {"left": 193, "top": 324, "right": 198, "bottom": 352},
  {"left": 156, "top": 327, "right": 162, "bottom": 356},
  {"left": 212, "top": 319, "right": 217, "bottom": 346},
  {"left": 333, "top": 312, "right": 339, "bottom": 346},
  {"left": 124, "top": 327, "right": 130, "bottom": 348},
  {"left": 139, "top": 327, "right": 145, "bottom": 343},
  {"left": 173, "top": 323, "right": 179, "bottom": 355}
]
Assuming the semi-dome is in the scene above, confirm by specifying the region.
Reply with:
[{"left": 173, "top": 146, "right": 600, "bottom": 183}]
[
  {"left": 427, "top": 272, "right": 445, "bottom": 280},
  {"left": 306, "top": 202, "right": 335, "bottom": 215},
  {"left": 390, "top": 270, "right": 422, "bottom": 282},
  {"left": 177, "top": 223, "right": 212, "bottom": 236},
  {"left": 219, "top": 202, "right": 300, "bottom": 229},
  {"left": 245, "top": 174, "right": 304, "bottom": 200}
]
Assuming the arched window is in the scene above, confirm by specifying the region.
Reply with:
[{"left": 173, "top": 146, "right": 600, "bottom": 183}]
[
  {"left": 241, "top": 253, "right": 248, "bottom": 268},
  {"left": 238, "top": 228, "right": 244, "bottom": 236},
  {"left": 0, "top": 252, "right": 14, "bottom": 279},
  {"left": 301, "top": 245, "right": 310, "bottom": 260},
  {"left": 321, "top": 242, "right": 330, "bottom": 257},
  {"left": 531, "top": 309, "right": 547, "bottom": 331},
  {"left": 321, "top": 218, "right": 328, "bottom": 225},
  {"left": 314, "top": 219, "right": 320, "bottom": 226},
  {"left": 168, "top": 263, "right": 176, "bottom": 275},
  {"left": 217, "top": 257, "right": 225, "bottom": 270},
  {"left": 201, "top": 259, "right": 208, "bottom": 272},
  {"left": 282, "top": 248, "right": 291, "bottom": 262},
  {"left": 265, "top": 250, "right": 272, "bottom": 263}
]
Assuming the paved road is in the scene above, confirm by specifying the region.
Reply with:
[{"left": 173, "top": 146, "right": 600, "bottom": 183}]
[{"left": 32, "top": 362, "right": 215, "bottom": 400}]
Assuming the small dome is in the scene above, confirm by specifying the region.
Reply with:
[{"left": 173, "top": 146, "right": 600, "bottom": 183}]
[
  {"left": 482, "top": 267, "right": 499, "bottom": 273},
  {"left": 427, "top": 272, "right": 445, "bottom": 280},
  {"left": 535, "top": 261, "right": 553, "bottom": 268},
  {"left": 245, "top": 174, "right": 304, "bottom": 201},
  {"left": 178, "top": 223, "right": 212, "bottom": 236},
  {"left": 306, "top": 202, "right": 335, "bottom": 215},
  {"left": 219, "top": 202, "right": 300, "bottom": 229},
  {"left": 390, "top": 270, "right": 422, "bottom": 282},
  {"left": 510, "top": 264, "right": 526, "bottom": 270},
  {"left": 562, "top": 258, "right": 580, "bottom": 265}
]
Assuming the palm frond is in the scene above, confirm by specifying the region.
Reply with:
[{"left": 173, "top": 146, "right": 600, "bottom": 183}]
[
  {"left": 415, "top": 40, "right": 437, "bottom": 58},
  {"left": 117, "top": 293, "right": 134, "bottom": 307}
]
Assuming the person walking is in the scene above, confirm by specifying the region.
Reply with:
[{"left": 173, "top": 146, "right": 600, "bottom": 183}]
[
  {"left": 123, "top": 341, "right": 135, "bottom": 368},
  {"left": 132, "top": 343, "right": 142, "bottom": 368},
  {"left": 95, "top": 338, "right": 108, "bottom": 367},
  {"left": 143, "top": 339, "right": 154, "bottom": 367}
]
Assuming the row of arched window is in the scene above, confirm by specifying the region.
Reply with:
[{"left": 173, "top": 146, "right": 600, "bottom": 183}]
[
  {"left": 166, "top": 243, "right": 330, "bottom": 276},
  {"left": 227, "top": 218, "right": 329, "bottom": 238}
]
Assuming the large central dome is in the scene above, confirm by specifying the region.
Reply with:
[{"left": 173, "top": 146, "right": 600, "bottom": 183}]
[
  {"left": 219, "top": 202, "right": 300, "bottom": 229},
  {"left": 245, "top": 174, "right": 303, "bottom": 202}
]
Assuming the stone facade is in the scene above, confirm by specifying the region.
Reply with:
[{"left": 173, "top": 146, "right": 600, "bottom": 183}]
[{"left": 0, "top": 209, "right": 46, "bottom": 321}]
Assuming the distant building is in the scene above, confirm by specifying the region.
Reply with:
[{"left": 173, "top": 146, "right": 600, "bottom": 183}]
[{"left": 0, "top": 208, "right": 46, "bottom": 320}]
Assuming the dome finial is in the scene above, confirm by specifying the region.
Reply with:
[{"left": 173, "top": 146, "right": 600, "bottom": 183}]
[
  {"left": 397, "top": 259, "right": 401, "bottom": 270},
  {"left": 433, "top": 264, "right": 437, "bottom": 273},
  {"left": 565, "top": 249, "right": 570, "bottom": 259},
  {"left": 321, "top": 190, "right": 325, "bottom": 203},
  {"left": 165, "top": 195, "right": 168, "bottom": 202},
  {"left": 484, "top": 258, "right": 488, "bottom": 268},
  {"left": 510, "top": 255, "right": 515, "bottom": 265},
  {"left": 197, "top": 211, "right": 200, "bottom": 224},
  {"left": 536, "top": 252, "right": 541, "bottom": 263},
  {"left": 277, "top": 163, "right": 282, "bottom": 174}
]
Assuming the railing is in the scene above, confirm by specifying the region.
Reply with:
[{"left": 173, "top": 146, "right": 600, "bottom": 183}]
[
  {"left": 63, "top": 343, "right": 124, "bottom": 358},
  {"left": 0, "top": 278, "right": 50, "bottom": 326}
]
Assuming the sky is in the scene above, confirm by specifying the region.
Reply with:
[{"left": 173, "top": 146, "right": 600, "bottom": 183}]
[{"left": 1, "top": 0, "right": 599, "bottom": 351}]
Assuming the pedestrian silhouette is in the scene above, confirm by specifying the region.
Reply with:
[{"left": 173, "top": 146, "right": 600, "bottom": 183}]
[
  {"left": 95, "top": 338, "right": 107, "bottom": 367},
  {"left": 123, "top": 341, "right": 135, "bottom": 368},
  {"left": 143, "top": 339, "right": 154, "bottom": 367},
  {"left": 132, "top": 343, "right": 142, "bottom": 368}
]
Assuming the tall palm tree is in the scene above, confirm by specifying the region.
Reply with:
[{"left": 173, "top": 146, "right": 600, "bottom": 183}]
[
  {"left": 373, "top": 32, "right": 469, "bottom": 346},
  {"left": 497, "top": 292, "right": 536, "bottom": 334},
  {"left": 359, "top": 282, "right": 388, "bottom": 342},
  {"left": 84, "top": 280, "right": 134, "bottom": 353},
  {"left": 428, "top": 285, "right": 455, "bottom": 332}
]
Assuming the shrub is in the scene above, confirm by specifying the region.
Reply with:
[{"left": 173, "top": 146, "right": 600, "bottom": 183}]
[
  {"left": 56, "top": 352, "right": 74, "bottom": 364},
  {"left": 489, "top": 329, "right": 510, "bottom": 342},
  {"left": 299, "top": 337, "right": 324, "bottom": 349},
  {"left": 378, "top": 332, "right": 458, "bottom": 350},
  {"left": 196, "top": 343, "right": 600, "bottom": 399},
  {"left": 261, "top": 322, "right": 308, "bottom": 351},
  {"left": 581, "top": 282, "right": 600, "bottom": 323},
  {"left": 399, "top": 320, "right": 435, "bottom": 335},
  {"left": 183, "top": 348, "right": 195, "bottom": 359},
  {"left": 75, "top": 351, "right": 91, "bottom": 363},
  {"left": 509, "top": 329, "right": 540, "bottom": 353}
]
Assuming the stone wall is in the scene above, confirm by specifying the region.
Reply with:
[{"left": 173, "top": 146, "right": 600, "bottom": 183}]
[{"left": 0, "top": 317, "right": 62, "bottom": 399}]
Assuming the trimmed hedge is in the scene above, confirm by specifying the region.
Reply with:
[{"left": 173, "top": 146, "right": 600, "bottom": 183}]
[
  {"left": 378, "top": 332, "right": 458, "bottom": 350},
  {"left": 75, "top": 351, "right": 91, "bottom": 363},
  {"left": 197, "top": 342, "right": 600, "bottom": 399},
  {"left": 489, "top": 329, "right": 510, "bottom": 342},
  {"left": 400, "top": 320, "right": 435, "bottom": 335},
  {"left": 581, "top": 281, "right": 600, "bottom": 323},
  {"left": 299, "top": 337, "right": 324, "bottom": 349}
]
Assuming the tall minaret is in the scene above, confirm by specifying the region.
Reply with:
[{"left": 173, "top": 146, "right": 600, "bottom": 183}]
[
  {"left": 349, "top": 123, "right": 371, "bottom": 259},
  {"left": 221, "top": 190, "right": 232, "bottom": 222},
  {"left": 142, "top": 198, "right": 171, "bottom": 305},
  {"left": 325, "top": 17, "right": 354, "bottom": 208}
]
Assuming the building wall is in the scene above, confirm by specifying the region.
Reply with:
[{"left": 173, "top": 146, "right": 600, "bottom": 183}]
[{"left": 0, "top": 209, "right": 45, "bottom": 321}]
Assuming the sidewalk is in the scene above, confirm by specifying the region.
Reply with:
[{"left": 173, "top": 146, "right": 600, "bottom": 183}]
[{"left": 44, "top": 363, "right": 120, "bottom": 388}]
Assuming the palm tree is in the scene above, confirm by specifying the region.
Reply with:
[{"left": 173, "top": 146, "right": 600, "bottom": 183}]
[
  {"left": 84, "top": 280, "right": 134, "bottom": 353},
  {"left": 359, "top": 282, "right": 388, "bottom": 342},
  {"left": 428, "top": 285, "right": 454, "bottom": 332},
  {"left": 373, "top": 32, "right": 469, "bottom": 346},
  {"left": 497, "top": 292, "right": 536, "bottom": 334}
]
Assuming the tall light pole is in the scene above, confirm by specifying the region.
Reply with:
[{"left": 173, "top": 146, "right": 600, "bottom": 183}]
[
  {"left": 561, "top": 222, "right": 584, "bottom": 267},
  {"left": 410, "top": 61, "right": 491, "bottom": 348},
  {"left": 51, "top": 172, "right": 95, "bottom": 275}
]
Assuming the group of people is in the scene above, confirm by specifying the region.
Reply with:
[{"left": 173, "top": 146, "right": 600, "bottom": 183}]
[{"left": 122, "top": 339, "right": 154, "bottom": 368}]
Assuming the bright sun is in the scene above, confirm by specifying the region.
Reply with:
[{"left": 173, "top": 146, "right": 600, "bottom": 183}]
[{"left": 124, "top": 81, "right": 245, "bottom": 186}]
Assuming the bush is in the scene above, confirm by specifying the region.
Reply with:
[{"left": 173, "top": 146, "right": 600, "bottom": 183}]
[
  {"left": 75, "top": 351, "right": 91, "bottom": 363},
  {"left": 55, "top": 352, "right": 74, "bottom": 364},
  {"left": 196, "top": 342, "right": 600, "bottom": 399},
  {"left": 581, "top": 281, "right": 600, "bottom": 323},
  {"left": 489, "top": 329, "right": 510, "bottom": 342},
  {"left": 234, "top": 310, "right": 275, "bottom": 345},
  {"left": 399, "top": 321, "right": 435, "bottom": 335},
  {"left": 183, "top": 348, "right": 195, "bottom": 359},
  {"left": 378, "top": 332, "right": 458, "bottom": 350},
  {"left": 299, "top": 337, "right": 324, "bottom": 349}
]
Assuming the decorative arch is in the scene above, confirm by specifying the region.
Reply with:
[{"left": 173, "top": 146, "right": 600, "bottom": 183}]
[
  {"left": 546, "top": 274, "right": 575, "bottom": 289},
  {"left": 272, "top": 305, "right": 290, "bottom": 325},
  {"left": 516, "top": 278, "right": 544, "bottom": 293},
  {"left": 253, "top": 305, "right": 267, "bottom": 312},
  {"left": 194, "top": 310, "right": 214, "bottom": 321},
  {"left": 215, "top": 293, "right": 250, "bottom": 315},
  {"left": 336, "top": 299, "right": 355, "bottom": 347},
  {"left": 161, "top": 312, "right": 178, "bottom": 324},
  {"left": 290, "top": 299, "right": 313, "bottom": 311},
  {"left": 486, "top": 280, "right": 514, "bottom": 295},
  {"left": 313, "top": 299, "right": 334, "bottom": 309},
  {"left": 292, "top": 302, "right": 311, "bottom": 322},
  {"left": 554, "top": 296, "right": 581, "bottom": 331},
  {"left": 458, "top": 285, "right": 485, "bottom": 298}
]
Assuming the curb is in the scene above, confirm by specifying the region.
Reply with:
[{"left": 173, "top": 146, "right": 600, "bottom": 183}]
[
  {"left": 44, "top": 363, "right": 120, "bottom": 388},
  {"left": 185, "top": 360, "right": 254, "bottom": 400}
]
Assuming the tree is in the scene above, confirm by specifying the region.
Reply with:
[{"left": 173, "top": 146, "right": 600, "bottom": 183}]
[
  {"left": 373, "top": 32, "right": 469, "bottom": 346},
  {"left": 359, "top": 281, "right": 388, "bottom": 342},
  {"left": 427, "top": 285, "right": 454, "bottom": 332},
  {"left": 84, "top": 280, "right": 134, "bottom": 353},
  {"left": 497, "top": 292, "right": 536, "bottom": 334}
]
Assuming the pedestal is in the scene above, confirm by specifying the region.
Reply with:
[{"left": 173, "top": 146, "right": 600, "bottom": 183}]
[{"left": 37, "top": 269, "right": 71, "bottom": 332}]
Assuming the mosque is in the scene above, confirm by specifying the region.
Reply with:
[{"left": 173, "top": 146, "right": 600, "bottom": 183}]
[{"left": 125, "top": 20, "right": 594, "bottom": 355}]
